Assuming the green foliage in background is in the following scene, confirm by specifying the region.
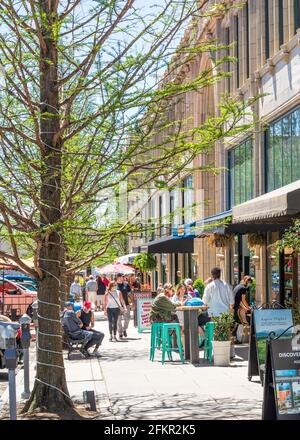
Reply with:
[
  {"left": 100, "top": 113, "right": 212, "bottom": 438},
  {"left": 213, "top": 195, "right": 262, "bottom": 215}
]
[
  {"left": 193, "top": 278, "right": 205, "bottom": 297},
  {"left": 133, "top": 253, "right": 157, "bottom": 272}
]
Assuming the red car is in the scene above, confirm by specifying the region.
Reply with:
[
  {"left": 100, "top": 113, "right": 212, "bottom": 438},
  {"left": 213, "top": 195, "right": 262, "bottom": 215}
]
[{"left": 0, "top": 278, "right": 37, "bottom": 318}]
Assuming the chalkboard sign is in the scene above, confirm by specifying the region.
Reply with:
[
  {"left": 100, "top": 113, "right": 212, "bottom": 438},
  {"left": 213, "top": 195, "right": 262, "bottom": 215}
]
[
  {"left": 263, "top": 337, "right": 300, "bottom": 420},
  {"left": 248, "top": 308, "right": 293, "bottom": 383},
  {"left": 137, "top": 298, "right": 154, "bottom": 333}
]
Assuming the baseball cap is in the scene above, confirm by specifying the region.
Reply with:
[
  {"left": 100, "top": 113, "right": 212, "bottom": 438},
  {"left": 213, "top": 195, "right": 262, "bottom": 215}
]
[
  {"left": 184, "top": 278, "right": 193, "bottom": 286},
  {"left": 65, "top": 301, "right": 74, "bottom": 308},
  {"left": 83, "top": 300, "right": 92, "bottom": 309}
]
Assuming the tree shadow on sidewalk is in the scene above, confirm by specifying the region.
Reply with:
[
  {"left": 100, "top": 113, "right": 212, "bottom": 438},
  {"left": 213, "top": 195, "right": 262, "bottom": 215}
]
[{"left": 103, "top": 393, "right": 262, "bottom": 420}]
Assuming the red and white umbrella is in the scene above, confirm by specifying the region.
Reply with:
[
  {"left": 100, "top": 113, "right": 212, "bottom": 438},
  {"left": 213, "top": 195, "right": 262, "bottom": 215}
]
[{"left": 95, "top": 261, "right": 135, "bottom": 275}]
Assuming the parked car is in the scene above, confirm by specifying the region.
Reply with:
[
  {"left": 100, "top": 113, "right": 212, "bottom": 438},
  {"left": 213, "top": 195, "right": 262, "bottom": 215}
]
[
  {"left": 0, "top": 279, "right": 37, "bottom": 318},
  {"left": 4, "top": 275, "right": 38, "bottom": 289},
  {"left": 15, "top": 282, "right": 37, "bottom": 292}
]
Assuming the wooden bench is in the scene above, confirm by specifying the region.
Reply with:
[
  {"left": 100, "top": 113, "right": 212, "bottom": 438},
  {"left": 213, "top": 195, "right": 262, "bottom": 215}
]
[{"left": 62, "top": 325, "right": 90, "bottom": 360}]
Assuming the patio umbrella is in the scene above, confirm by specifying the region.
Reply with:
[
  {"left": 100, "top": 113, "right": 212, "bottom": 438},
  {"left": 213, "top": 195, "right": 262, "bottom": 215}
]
[{"left": 95, "top": 261, "right": 135, "bottom": 275}]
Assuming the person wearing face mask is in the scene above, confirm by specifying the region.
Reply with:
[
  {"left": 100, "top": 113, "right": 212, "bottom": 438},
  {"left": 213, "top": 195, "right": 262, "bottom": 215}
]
[{"left": 232, "top": 276, "right": 252, "bottom": 325}]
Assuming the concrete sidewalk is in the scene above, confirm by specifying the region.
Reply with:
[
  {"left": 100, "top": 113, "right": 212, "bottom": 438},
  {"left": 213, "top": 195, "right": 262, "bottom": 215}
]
[
  {"left": 94, "top": 313, "right": 263, "bottom": 420},
  {"left": 0, "top": 313, "right": 264, "bottom": 419}
]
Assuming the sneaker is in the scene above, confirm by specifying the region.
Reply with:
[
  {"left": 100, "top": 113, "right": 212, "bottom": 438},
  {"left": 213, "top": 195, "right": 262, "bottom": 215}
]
[
  {"left": 123, "top": 330, "right": 127, "bottom": 337},
  {"left": 119, "top": 333, "right": 123, "bottom": 339},
  {"left": 109, "top": 335, "right": 113, "bottom": 342}
]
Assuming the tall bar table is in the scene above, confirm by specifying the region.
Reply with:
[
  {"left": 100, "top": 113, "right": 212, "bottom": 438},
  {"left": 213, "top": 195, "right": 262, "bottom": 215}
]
[{"left": 176, "top": 305, "right": 209, "bottom": 364}]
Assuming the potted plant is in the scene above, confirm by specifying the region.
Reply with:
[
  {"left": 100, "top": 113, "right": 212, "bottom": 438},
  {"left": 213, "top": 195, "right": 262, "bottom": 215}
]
[
  {"left": 211, "top": 312, "right": 235, "bottom": 366},
  {"left": 193, "top": 278, "right": 205, "bottom": 297}
]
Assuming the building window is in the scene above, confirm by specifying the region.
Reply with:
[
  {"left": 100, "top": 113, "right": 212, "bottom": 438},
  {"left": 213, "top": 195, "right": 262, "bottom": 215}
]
[
  {"left": 170, "top": 189, "right": 175, "bottom": 228},
  {"left": 245, "top": 1, "right": 250, "bottom": 79},
  {"left": 265, "top": 0, "right": 270, "bottom": 60},
  {"left": 294, "top": 0, "right": 300, "bottom": 34},
  {"left": 225, "top": 27, "right": 231, "bottom": 93},
  {"left": 159, "top": 195, "right": 163, "bottom": 237},
  {"left": 234, "top": 15, "right": 240, "bottom": 89},
  {"left": 266, "top": 107, "right": 300, "bottom": 192},
  {"left": 278, "top": 0, "right": 284, "bottom": 46},
  {"left": 228, "top": 139, "right": 254, "bottom": 208},
  {"left": 182, "top": 175, "right": 194, "bottom": 224}
]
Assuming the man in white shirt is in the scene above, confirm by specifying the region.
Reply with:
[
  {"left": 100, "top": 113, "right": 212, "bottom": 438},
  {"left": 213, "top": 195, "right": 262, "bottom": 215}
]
[
  {"left": 70, "top": 277, "right": 82, "bottom": 300},
  {"left": 86, "top": 275, "right": 98, "bottom": 307},
  {"left": 202, "top": 267, "right": 234, "bottom": 317}
]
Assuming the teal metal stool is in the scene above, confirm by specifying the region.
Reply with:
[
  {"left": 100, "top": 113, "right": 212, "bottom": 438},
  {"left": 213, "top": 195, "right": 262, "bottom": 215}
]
[
  {"left": 203, "top": 321, "right": 215, "bottom": 363},
  {"left": 150, "top": 322, "right": 163, "bottom": 361},
  {"left": 161, "top": 323, "right": 184, "bottom": 365}
]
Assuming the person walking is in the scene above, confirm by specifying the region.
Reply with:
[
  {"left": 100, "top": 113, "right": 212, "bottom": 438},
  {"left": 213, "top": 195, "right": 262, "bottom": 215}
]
[
  {"left": 82, "top": 276, "right": 89, "bottom": 302},
  {"left": 202, "top": 267, "right": 234, "bottom": 317},
  {"left": 96, "top": 275, "right": 106, "bottom": 311},
  {"left": 116, "top": 273, "right": 132, "bottom": 339},
  {"left": 104, "top": 280, "right": 126, "bottom": 341},
  {"left": 85, "top": 275, "right": 98, "bottom": 308},
  {"left": 69, "top": 277, "right": 81, "bottom": 301},
  {"left": 232, "top": 276, "right": 252, "bottom": 325},
  {"left": 76, "top": 300, "right": 104, "bottom": 354}
]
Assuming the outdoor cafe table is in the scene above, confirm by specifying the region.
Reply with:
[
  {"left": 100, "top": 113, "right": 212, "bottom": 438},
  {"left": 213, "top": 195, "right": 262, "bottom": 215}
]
[{"left": 176, "top": 305, "right": 209, "bottom": 364}]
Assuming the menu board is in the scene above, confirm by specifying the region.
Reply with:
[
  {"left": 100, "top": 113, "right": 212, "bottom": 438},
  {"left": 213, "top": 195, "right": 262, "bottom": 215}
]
[
  {"left": 254, "top": 309, "right": 293, "bottom": 372},
  {"left": 137, "top": 298, "right": 154, "bottom": 333}
]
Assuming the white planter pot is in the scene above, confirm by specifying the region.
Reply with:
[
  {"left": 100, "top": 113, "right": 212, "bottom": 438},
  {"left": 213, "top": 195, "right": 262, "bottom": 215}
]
[{"left": 212, "top": 340, "right": 231, "bottom": 366}]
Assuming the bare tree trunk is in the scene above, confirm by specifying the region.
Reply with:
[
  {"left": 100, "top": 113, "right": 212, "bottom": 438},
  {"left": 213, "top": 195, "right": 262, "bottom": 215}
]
[{"left": 23, "top": 1, "right": 74, "bottom": 415}]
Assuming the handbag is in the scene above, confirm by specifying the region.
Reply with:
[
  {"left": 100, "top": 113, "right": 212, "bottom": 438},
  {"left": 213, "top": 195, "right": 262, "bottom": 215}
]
[{"left": 109, "top": 291, "right": 126, "bottom": 314}]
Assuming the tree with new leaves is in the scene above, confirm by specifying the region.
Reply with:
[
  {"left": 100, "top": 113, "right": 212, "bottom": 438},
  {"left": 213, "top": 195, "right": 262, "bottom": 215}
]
[{"left": 0, "top": 0, "right": 256, "bottom": 415}]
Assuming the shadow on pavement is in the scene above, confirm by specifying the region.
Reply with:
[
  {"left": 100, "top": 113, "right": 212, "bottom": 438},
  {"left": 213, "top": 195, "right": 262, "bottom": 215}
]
[{"left": 103, "top": 393, "right": 262, "bottom": 420}]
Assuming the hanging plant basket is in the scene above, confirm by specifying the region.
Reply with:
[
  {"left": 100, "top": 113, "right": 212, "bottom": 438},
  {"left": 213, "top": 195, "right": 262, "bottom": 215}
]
[
  {"left": 247, "top": 233, "right": 265, "bottom": 249},
  {"left": 207, "top": 233, "right": 234, "bottom": 248},
  {"left": 276, "top": 220, "right": 300, "bottom": 254}
]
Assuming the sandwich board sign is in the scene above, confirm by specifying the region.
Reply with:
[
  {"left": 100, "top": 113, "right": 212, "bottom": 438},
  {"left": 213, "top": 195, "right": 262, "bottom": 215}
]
[
  {"left": 248, "top": 308, "right": 293, "bottom": 383},
  {"left": 263, "top": 336, "right": 300, "bottom": 420},
  {"left": 137, "top": 298, "right": 154, "bottom": 333}
]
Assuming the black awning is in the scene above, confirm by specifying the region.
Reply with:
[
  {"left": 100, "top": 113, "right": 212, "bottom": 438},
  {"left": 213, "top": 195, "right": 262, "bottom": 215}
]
[
  {"left": 145, "top": 236, "right": 194, "bottom": 254},
  {"left": 196, "top": 210, "right": 232, "bottom": 235},
  {"left": 233, "top": 180, "right": 300, "bottom": 223}
]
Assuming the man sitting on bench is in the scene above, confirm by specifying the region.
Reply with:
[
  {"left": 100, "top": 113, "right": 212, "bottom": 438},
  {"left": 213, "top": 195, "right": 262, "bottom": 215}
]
[{"left": 61, "top": 302, "right": 102, "bottom": 358}]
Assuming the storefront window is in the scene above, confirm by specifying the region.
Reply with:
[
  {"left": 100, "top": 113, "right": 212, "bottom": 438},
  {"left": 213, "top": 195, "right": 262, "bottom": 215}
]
[
  {"left": 232, "top": 236, "right": 239, "bottom": 287},
  {"left": 161, "top": 253, "right": 167, "bottom": 285},
  {"left": 228, "top": 138, "right": 254, "bottom": 209},
  {"left": 267, "top": 232, "right": 280, "bottom": 302},
  {"left": 284, "top": 251, "right": 294, "bottom": 301},
  {"left": 266, "top": 107, "right": 300, "bottom": 192},
  {"left": 182, "top": 175, "right": 194, "bottom": 224}
]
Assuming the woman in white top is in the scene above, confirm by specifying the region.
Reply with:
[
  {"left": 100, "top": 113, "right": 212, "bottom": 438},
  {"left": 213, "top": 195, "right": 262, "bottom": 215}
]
[{"left": 104, "top": 281, "right": 126, "bottom": 341}]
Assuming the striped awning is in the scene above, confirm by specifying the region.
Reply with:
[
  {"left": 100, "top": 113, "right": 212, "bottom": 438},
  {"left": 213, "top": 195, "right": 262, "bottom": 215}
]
[{"left": 233, "top": 180, "right": 300, "bottom": 223}]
